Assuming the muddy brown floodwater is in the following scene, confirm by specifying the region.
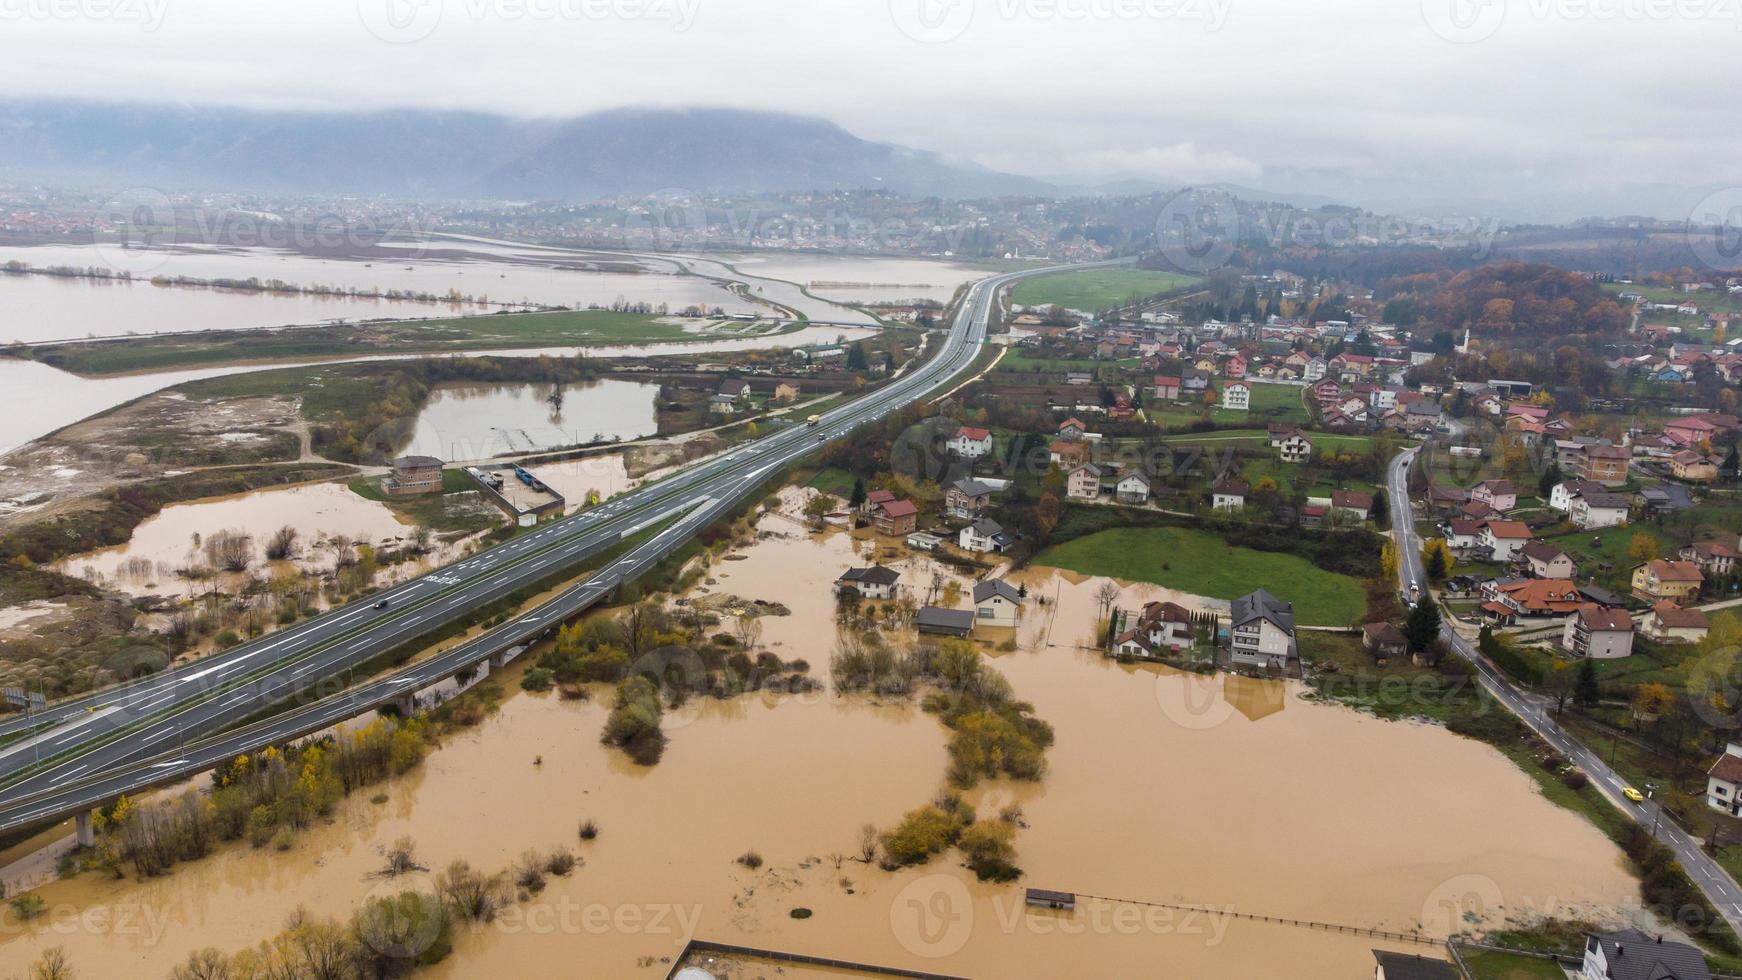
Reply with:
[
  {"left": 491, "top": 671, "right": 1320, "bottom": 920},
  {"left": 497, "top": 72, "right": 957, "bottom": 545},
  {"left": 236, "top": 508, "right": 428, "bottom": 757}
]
[{"left": 0, "top": 509, "right": 1642, "bottom": 979}]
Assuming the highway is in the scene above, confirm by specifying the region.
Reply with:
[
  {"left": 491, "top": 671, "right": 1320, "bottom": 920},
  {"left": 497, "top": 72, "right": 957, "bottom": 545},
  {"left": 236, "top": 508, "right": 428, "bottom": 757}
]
[
  {"left": 0, "top": 259, "right": 1072, "bottom": 833},
  {"left": 1387, "top": 445, "right": 1742, "bottom": 940}
]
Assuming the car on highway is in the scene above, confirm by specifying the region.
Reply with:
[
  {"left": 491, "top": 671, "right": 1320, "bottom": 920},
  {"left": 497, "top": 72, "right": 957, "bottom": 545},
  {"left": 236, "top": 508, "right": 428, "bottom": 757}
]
[
  {"left": 374, "top": 599, "right": 390, "bottom": 609},
  {"left": 1623, "top": 786, "right": 1645, "bottom": 803}
]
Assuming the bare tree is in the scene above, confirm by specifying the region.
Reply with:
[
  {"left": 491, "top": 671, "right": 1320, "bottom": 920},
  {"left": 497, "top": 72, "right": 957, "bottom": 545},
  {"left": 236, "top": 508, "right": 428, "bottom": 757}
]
[
  {"left": 732, "top": 614, "right": 763, "bottom": 653},
  {"left": 204, "top": 530, "right": 254, "bottom": 573},
  {"left": 264, "top": 526, "right": 299, "bottom": 562},
  {"left": 1094, "top": 580, "right": 1121, "bottom": 624},
  {"left": 858, "top": 823, "right": 879, "bottom": 863}
]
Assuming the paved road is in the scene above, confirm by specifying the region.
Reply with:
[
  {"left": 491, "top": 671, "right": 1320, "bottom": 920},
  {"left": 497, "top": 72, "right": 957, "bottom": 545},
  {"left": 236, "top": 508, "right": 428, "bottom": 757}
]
[
  {"left": 0, "top": 259, "right": 1085, "bottom": 832},
  {"left": 1387, "top": 446, "right": 1742, "bottom": 939}
]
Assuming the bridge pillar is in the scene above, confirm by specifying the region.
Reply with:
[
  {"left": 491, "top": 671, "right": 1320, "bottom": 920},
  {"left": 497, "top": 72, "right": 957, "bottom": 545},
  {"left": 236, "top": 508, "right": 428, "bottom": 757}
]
[
  {"left": 488, "top": 650, "right": 507, "bottom": 671},
  {"left": 75, "top": 811, "right": 94, "bottom": 847},
  {"left": 392, "top": 692, "right": 417, "bottom": 716}
]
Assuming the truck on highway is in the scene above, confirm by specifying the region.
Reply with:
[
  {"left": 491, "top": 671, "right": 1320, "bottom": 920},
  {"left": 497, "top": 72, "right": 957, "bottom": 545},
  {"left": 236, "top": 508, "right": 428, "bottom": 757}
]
[{"left": 806, "top": 415, "right": 821, "bottom": 427}]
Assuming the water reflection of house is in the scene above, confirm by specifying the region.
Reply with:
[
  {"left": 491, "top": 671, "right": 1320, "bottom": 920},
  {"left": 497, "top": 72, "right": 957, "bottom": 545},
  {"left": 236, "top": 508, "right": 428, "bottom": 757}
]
[{"left": 1224, "top": 673, "right": 1286, "bottom": 723}]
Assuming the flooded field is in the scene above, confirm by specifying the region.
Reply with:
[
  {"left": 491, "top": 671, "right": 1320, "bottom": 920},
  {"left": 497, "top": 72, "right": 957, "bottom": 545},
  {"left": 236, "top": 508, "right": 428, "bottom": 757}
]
[
  {"left": 400, "top": 379, "right": 661, "bottom": 462},
  {"left": 0, "top": 502, "right": 1643, "bottom": 979},
  {"left": 725, "top": 253, "right": 989, "bottom": 304},
  {"left": 58, "top": 482, "right": 418, "bottom": 597},
  {"left": 0, "top": 242, "right": 764, "bottom": 343}
]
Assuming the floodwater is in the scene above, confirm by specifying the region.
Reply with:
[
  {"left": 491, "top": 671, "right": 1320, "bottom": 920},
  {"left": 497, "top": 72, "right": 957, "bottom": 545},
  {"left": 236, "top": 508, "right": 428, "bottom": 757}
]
[
  {"left": 0, "top": 511, "right": 1640, "bottom": 979},
  {"left": 725, "top": 253, "right": 988, "bottom": 305},
  {"left": 58, "top": 482, "right": 416, "bottom": 596},
  {"left": 522, "top": 453, "right": 636, "bottom": 512},
  {"left": 399, "top": 380, "right": 661, "bottom": 463},
  {"left": 0, "top": 242, "right": 761, "bottom": 343}
]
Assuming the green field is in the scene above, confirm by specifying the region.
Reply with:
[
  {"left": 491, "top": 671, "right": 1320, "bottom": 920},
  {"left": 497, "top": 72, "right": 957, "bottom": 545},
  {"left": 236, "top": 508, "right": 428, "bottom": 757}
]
[
  {"left": 1008, "top": 268, "right": 1198, "bottom": 312},
  {"left": 1034, "top": 526, "right": 1365, "bottom": 625},
  {"left": 17, "top": 310, "right": 804, "bottom": 376},
  {"left": 1459, "top": 949, "right": 1570, "bottom": 979}
]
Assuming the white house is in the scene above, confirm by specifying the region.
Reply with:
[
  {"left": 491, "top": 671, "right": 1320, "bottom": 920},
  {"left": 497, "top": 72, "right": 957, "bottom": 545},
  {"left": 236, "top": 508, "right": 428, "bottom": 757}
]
[
  {"left": 1442, "top": 518, "right": 1485, "bottom": 551},
  {"left": 1470, "top": 479, "right": 1517, "bottom": 512},
  {"left": 959, "top": 518, "right": 1012, "bottom": 554},
  {"left": 1278, "top": 434, "right": 1313, "bottom": 464},
  {"left": 1211, "top": 479, "right": 1249, "bottom": 511},
  {"left": 1582, "top": 930, "right": 1711, "bottom": 980},
  {"left": 1480, "top": 520, "right": 1533, "bottom": 561},
  {"left": 1220, "top": 382, "right": 1250, "bottom": 411},
  {"left": 1302, "top": 357, "right": 1327, "bottom": 382},
  {"left": 1570, "top": 491, "right": 1630, "bottom": 530},
  {"left": 836, "top": 566, "right": 900, "bottom": 601},
  {"left": 1113, "top": 600, "right": 1195, "bottom": 658},
  {"left": 1709, "top": 744, "right": 1742, "bottom": 818},
  {"left": 972, "top": 579, "right": 1024, "bottom": 628},
  {"left": 948, "top": 426, "right": 994, "bottom": 458},
  {"left": 1550, "top": 479, "right": 1605, "bottom": 512},
  {"left": 1114, "top": 471, "right": 1151, "bottom": 505},
  {"left": 1562, "top": 604, "right": 1635, "bottom": 660},
  {"left": 1228, "top": 589, "right": 1296, "bottom": 670}
]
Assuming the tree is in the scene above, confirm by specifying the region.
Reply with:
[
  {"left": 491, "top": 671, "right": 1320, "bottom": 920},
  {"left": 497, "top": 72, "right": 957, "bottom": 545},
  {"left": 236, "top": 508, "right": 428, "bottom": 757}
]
[
  {"left": 1371, "top": 489, "right": 1390, "bottom": 530},
  {"left": 1574, "top": 657, "right": 1600, "bottom": 709},
  {"left": 1403, "top": 598, "right": 1442, "bottom": 653},
  {"left": 1034, "top": 492, "right": 1062, "bottom": 545},
  {"left": 1423, "top": 538, "right": 1451, "bottom": 583},
  {"left": 1627, "top": 533, "right": 1660, "bottom": 564},
  {"left": 1537, "top": 460, "right": 1562, "bottom": 499},
  {"left": 847, "top": 342, "right": 869, "bottom": 371},
  {"left": 848, "top": 478, "right": 867, "bottom": 511}
]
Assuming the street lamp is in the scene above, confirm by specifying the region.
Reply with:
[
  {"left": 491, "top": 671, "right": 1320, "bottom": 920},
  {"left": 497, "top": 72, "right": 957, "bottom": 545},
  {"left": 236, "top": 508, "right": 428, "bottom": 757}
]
[{"left": 1646, "top": 782, "right": 1664, "bottom": 838}]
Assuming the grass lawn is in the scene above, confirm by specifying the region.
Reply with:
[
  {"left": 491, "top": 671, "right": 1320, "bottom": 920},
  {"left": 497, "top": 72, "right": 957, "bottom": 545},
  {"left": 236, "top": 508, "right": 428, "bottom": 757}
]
[
  {"left": 24, "top": 310, "right": 805, "bottom": 375},
  {"left": 804, "top": 467, "right": 858, "bottom": 498},
  {"left": 1243, "top": 381, "right": 1310, "bottom": 423},
  {"left": 1008, "top": 268, "right": 1198, "bottom": 311},
  {"left": 1542, "top": 525, "right": 1671, "bottom": 590},
  {"left": 1034, "top": 526, "right": 1365, "bottom": 625},
  {"left": 1241, "top": 457, "right": 1377, "bottom": 500},
  {"left": 994, "top": 351, "right": 1107, "bottom": 374},
  {"left": 1459, "top": 949, "right": 1569, "bottom": 979}
]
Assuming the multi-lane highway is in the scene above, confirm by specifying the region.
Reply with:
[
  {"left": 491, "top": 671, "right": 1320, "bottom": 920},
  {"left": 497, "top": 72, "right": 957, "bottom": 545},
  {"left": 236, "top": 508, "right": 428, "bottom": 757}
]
[
  {"left": 1387, "top": 446, "right": 1742, "bottom": 940},
  {"left": 0, "top": 259, "right": 1078, "bottom": 833}
]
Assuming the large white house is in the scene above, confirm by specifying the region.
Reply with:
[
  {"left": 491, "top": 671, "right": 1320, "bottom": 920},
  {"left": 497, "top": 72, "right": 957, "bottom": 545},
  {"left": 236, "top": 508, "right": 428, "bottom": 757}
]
[
  {"left": 1562, "top": 604, "right": 1635, "bottom": 660},
  {"left": 1219, "top": 382, "right": 1251, "bottom": 411},
  {"left": 1228, "top": 589, "right": 1296, "bottom": 671},
  {"left": 959, "top": 518, "right": 1012, "bottom": 554},
  {"left": 1570, "top": 491, "right": 1631, "bottom": 530},
  {"left": 1277, "top": 433, "right": 1313, "bottom": 464},
  {"left": 948, "top": 426, "right": 994, "bottom": 458},
  {"left": 1709, "top": 744, "right": 1742, "bottom": 818},
  {"left": 1582, "top": 929, "right": 1711, "bottom": 980}
]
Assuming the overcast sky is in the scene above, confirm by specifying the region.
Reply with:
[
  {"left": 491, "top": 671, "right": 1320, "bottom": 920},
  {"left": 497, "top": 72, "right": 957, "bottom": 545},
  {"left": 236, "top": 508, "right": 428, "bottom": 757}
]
[{"left": 2, "top": 0, "right": 1737, "bottom": 217}]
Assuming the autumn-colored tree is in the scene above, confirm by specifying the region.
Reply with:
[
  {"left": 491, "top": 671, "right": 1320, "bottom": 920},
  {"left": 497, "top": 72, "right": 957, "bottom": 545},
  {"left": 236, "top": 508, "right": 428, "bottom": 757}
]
[{"left": 1627, "top": 534, "right": 1660, "bottom": 564}]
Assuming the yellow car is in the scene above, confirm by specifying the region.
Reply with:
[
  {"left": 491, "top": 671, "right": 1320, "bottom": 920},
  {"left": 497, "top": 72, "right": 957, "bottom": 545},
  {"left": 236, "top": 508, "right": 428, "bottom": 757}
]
[{"left": 1623, "top": 787, "right": 1645, "bottom": 803}]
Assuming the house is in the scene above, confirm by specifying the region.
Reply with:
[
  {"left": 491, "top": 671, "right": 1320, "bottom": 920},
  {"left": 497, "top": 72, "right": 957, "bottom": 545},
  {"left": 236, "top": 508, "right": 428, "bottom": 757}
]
[
  {"left": 1278, "top": 433, "right": 1314, "bottom": 464},
  {"left": 1470, "top": 479, "right": 1517, "bottom": 512},
  {"left": 1362, "top": 622, "right": 1408, "bottom": 660},
  {"left": 905, "top": 531, "right": 945, "bottom": 553},
  {"left": 836, "top": 566, "right": 900, "bottom": 600},
  {"left": 1056, "top": 417, "right": 1088, "bottom": 440},
  {"left": 1220, "top": 382, "right": 1250, "bottom": 411},
  {"left": 959, "top": 518, "right": 1013, "bottom": 554},
  {"left": 1571, "top": 491, "right": 1631, "bottom": 530},
  {"left": 916, "top": 607, "right": 975, "bottom": 637},
  {"left": 1671, "top": 450, "right": 1720, "bottom": 482},
  {"left": 772, "top": 381, "right": 801, "bottom": 402},
  {"left": 1066, "top": 463, "right": 1102, "bottom": 500},
  {"left": 1563, "top": 604, "right": 1635, "bottom": 660},
  {"left": 1114, "top": 471, "right": 1151, "bottom": 505},
  {"left": 385, "top": 455, "right": 444, "bottom": 497},
  {"left": 1228, "top": 589, "right": 1296, "bottom": 670},
  {"left": 1443, "top": 518, "right": 1486, "bottom": 551},
  {"left": 1331, "top": 490, "right": 1373, "bottom": 522},
  {"left": 718, "top": 378, "right": 752, "bottom": 403},
  {"left": 1482, "top": 578, "right": 1584, "bottom": 620},
  {"left": 1680, "top": 541, "right": 1742, "bottom": 579},
  {"left": 1573, "top": 444, "right": 1631, "bottom": 486},
  {"left": 1049, "top": 439, "right": 1091, "bottom": 467},
  {"left": 1646, "top": 601, "right": 1709, "bottom": 643},
  {"left": 1631, "top": 559, "right": 1703, "bottom": 603},
  {"left": 1581, "top": 928, "right": 1711, "bottom": 980},
  {"left": 1302, "top": 356, "right": 1327, "bottom": 382},
  {"left": 708, "top": 393, "right": 741, "bottom": 414},
  {"left": 1211, "top": 479, "right": 1249, "bottom": 511},
  {"left": 949, "top": 426, "right": 994, "bottom": 458},
  {"left": 1372, "top": 950, "right": 1458, "bottom": 980},
  {"left": 972, "top": 579, "right": 1024, "bottom": 628},
  {"left": 1115, "top": 601, "right": 1196, "bottom": 657},
  {"left": 1709, "top": 744, "right": 1742, "bottom": 818},
  {"left": 1519, "top": 541, "right": 1577, "bottom": 579},
  {"left": 945, "top": 478, "right": 996, "bottom": 519},
  {"left": 872, "top": 499, "right": 919, "bottom": 536},
  {"left": 1480, "top": 520, "right": 1534, "bottom": 561},
  {"left": 862, "top": 488, "right": 896, "bottom": 518},
  {"left": 1150, "top": 376, "right": 1181, "bottom": 400},
  {"left": 1550, "top": 479, "right": 1607, "bottom": 512}
]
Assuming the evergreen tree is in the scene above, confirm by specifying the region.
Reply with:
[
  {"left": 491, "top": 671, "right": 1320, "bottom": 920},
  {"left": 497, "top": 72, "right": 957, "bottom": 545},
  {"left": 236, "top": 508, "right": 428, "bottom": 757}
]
[
  {"left": 847, "top": 342, "right": 869, "bottom": 371},
  {"left": 1424, "top": 544, "right": 1448, "bottom": 583},
  {"left": 1403, "top": 598, "right": 1442, "bottom": 652},
  {"left": 1538, "top": 460, "right": 1562, "bottom": 499},
  {"left": 849, "top": 477, "right": 867, "bottom": 510},
  {"left": 1372, "top": 489, "right": 1390, "bottom": 530},
  {"left": 1574, "top": 657, "right": 1600, "bottom": 708}
]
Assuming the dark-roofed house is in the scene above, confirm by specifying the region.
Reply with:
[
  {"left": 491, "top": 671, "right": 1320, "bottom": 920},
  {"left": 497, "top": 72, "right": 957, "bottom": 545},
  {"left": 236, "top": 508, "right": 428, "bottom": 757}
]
[
  {"left": 1707, "top": 744, "right": 1742, "bottom": 818},
  {"left": 1372, "top": 949, "right": 1458, "bottom": 980},
  {"left": 1331, "top": 490, "right": 1374, "bottom": 521},
  {"left": 1518, "top": 540, "right": 1577, "bottom": 579},
  {"left": 836, "top": 566, "right": 900, "bottom": 601},
  {"left": 1212, "top": 479, "right": 1249, "bottom": 511},
  {"left": 916, "top": 606, "right": 974, "bottom": 638},
  {"left": 945, "top": 477, "right": 996, "bottom": 519},
  {"left": 959, "top": 518, "right": 1013, "bottom": 554},
  {"left": 1646, "top": 601, "right": 1709, "bottom": 643},
  {"left": 1229, "top": 589, "right": 1296, "bottom": 670},
  {"left": 1563, "top": 604, "right": 1635, "bottom": 660},
  {"left": 1362, "top": 622, "right": 1407, "bottom": 660},
  {"left": 1582, "top": 928, "right": 1711, "bottom": 980},
  {"left": 386, "top": 455, "right": 444, "bottom": 497},
  {"left": 972, "top": 579, "right": 1024, "bottom": 627}
]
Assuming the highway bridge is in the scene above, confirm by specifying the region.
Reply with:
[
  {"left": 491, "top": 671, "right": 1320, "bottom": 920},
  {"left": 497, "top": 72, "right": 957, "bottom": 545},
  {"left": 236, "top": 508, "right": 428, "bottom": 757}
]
[{"left": 0, "top": 259, "right": 1080, "bottom": 839}]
